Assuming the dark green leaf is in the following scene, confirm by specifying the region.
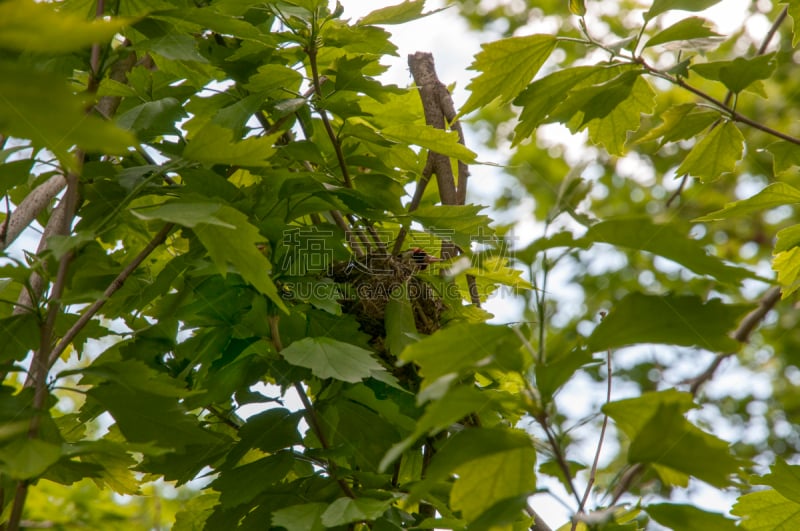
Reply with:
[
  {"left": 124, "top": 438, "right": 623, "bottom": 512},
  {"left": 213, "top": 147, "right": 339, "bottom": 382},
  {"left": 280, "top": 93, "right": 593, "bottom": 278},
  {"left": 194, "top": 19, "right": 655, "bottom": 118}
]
[
  {"left": 691, "top": 54, "right": 776, "bottom": 94},
  {"left": 321, "top": 497, "right": 393, "bottom": 526},
  {"left": 583, "top": 216, "right": 755, "bottom": 284},
  {"left": 647, "top": 503, "right": 738, "bottom": 531},
  {"left": 213, "top": 452, "right": 295, "bottom": 507},
  {"left": 116, "top": 97, "right": 187, "bottom": 141},
  {"left": 587, "top": 292, "right": 753, "bottom": 352},
  {"left": 756, "top": 459, "right": 800, "bottom": 504},
  {"left": 272, "top": 503, "right": 327, "bottom": 531},
  {"left": 767, "top": 141, "right": 800, "bottom": 175},
  {"left": 644, "top": 0, "right": 723, "bottom": 20}
]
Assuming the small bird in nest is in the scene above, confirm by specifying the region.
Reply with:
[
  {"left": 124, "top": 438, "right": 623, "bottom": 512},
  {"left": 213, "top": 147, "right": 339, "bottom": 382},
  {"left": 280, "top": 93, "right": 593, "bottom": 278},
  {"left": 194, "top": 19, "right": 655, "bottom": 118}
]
[{"left": 397, "top": 247, "right": 441, "bottom": 271}]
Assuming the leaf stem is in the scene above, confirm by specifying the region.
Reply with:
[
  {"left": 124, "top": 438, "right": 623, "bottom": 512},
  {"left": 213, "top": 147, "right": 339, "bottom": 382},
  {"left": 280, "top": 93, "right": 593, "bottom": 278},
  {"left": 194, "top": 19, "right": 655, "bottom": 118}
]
[
  {"left": 268, "top": 316, "right": 356, "bottom": 499},
  {"left": 573, "top": 348, "right": 612, "bottom": 529}
]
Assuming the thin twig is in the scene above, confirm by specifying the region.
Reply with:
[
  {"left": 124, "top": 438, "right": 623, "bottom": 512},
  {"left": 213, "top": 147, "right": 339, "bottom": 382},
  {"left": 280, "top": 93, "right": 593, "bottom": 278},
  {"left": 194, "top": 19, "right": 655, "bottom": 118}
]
[
  {"left": 538, "top": 415, "right": 583, "bottom": 506},
  {"left": 610, "top": 286, "right": 782, "bottom": 505},
  {"left": 573, "top": 348, "right": 612, "bottom": 530},
  {"left": 268, "top": 316, "right": 356, "bottom": 499},
  {"left": 307, "top": 48, "right": 353, "bottom": 188},
  {"left": 688, "top": 285, "right": 781, "bottom": 396},
  {"left": 45, "top": 223, "right": 174, "bottom": 368}
]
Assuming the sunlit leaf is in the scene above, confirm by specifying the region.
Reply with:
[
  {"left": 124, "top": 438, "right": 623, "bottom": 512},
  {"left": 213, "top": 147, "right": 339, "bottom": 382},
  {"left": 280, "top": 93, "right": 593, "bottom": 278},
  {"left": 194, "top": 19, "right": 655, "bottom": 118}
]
[
  {"left": 184, "top": 124, "right": 281, "bottom": 166},
  {"left": 461, "top": 34, "right": 557, "bottom": 117},
  {"left": 774, "top": 246, "right": 800, "bottom": 298},
  {"left": 359, "top": 0, "right": 443, "bottom": 25},
  {"left": 569, "top": 0, "right": 587, "bottom": 16},
  {"left": 381, "top": 124, "right": 476, "bottom": 162},
  {"left": 0, "top": 439, "right": 62, "bottom": 479},
  {"left": 637, "top": 103, "right": 718, "bottom": 145},
  {"left": 676, "top": 121, "right": 744, "bottom": 181},
  {"left": 733, "top": 489, "right": 800, "bottom": 530},
  {"left": 694, "top": 183, "right": 800, "bottom": 221},
  {"left": 756, "top": 459, "right": 800, "bottom": 504},
  {"left": 321, "top": 497, "right": 393, "bottom": 526}
]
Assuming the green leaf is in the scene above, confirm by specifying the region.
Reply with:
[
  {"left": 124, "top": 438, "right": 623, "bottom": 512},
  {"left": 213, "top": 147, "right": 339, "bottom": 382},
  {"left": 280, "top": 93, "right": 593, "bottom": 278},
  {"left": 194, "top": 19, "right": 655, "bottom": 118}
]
[
  {"left": 359, "top": 0, "right": 441, "bottom": 25},
  {"left": 645, "top": 0, "right": 723, "bottom": 20},
  {"left": 603, "top": 389, "right": 695, "bottom": 439},
  {"left": 628, "top": 402, "right": 741, "bottom": 486},
  {"left": 774, "top": 246, "right": 800, "bottom": 298},
  {"left": 133, "top": 201, "right": 288, "bottom": 312},
  {"left": 587, "top": 292, "right": 753, "bottom": 352},
  {"left": 694, "top": 183, "right": 800, "bottom": 221},
  {"left": 513, "top": 65, "right": 604, "bottom": 143},
  {"left": 115, "top": 97, "right": 188, "bottom": 141},
  {"left": 637, "top": 103, "right": 718, "bottom": 145},
  {"left": 732, "top": 489, "right": 800, "bottom": 530},
  {"left": 88, "top": 384, "right": 224, "bottom": 449},
  {"left": 409, "top": 427, "right": 534, "bottom": 503},
  {"left": 767, "top": 141, "right": 800, "bottom": 175},
  {"left": 381, "top": 124, "right": 476, "bottom": 163},
  {"left": 535, "top": 348, "right": 595, "bottom": 403},
  {"left": 644, "top": 17, "right": 722, "bottom": 49},
  {"left": 183, "top": 124, "right": 280, "bottom": 167},
  {"left": 0, "top": 439, "right": 62, "bottom": 479},
  {"left": 399, "top": 322, "right": 522, "bottom": 386},
  {"left": 385, "top": 285, "right": 418, "bottom": 356},
  {"left": 776, "top": 224, "right": 800, "bottom": 253},
  {"left": 691, "top": 54, "right": 777, "bottom": 94},
  {"left": 647, "top": 503, "right": 738, "bottom": 531},
  {"left": 320, "top": 497, "right": 392, "bottom": 527},
  {"left": 582, "top": 216, "right": 755, "bottom": 284},
  {"left": 173, "top": 493, "right": 218, "bottom": 531},
  {"left": 756, "top": 459, "right": 800, "bottom": 504},
  {"left": 281, "top": 337, "right": 385, "bottom": 383},
  {"left": 380, "top": 385, "right": 493, "bottom": 471},
  {"left": 0, "top": 0, "right": 131, "bottom": 53},
  {"left": 569, "top": 0, "right": 587, "bottom": 16},
  {"left": 0, "top": 62, "right": 135, "bottom": 168},
  {"left": 783, "top": 0, "right": 800, "bottom": 47},
  {"left": 461, "top": 34, "right": 558, "bottom": 117},
  {"left": 244, "top": 64, "right": 304, "bottom": 96},
  {"left": 677, "top": 121, "right": 744, "bottom": 181},
  {"left": 604, "top": 391, "right": 742, "bottom": 487},
  {"left": 409, "top": 204, "right": 492, "bottom": 250},
  {"left": 272, "top": 503, "right": 328, "bottom": 531},
  {"left": 585, "top": 73, "right": 656, "bottom": 155},
  {"left": 213, "top": 452, "right": 294, "bottom": 507},
  {"left": 450, "top": 446, "right": 536, "bottom": 523}
]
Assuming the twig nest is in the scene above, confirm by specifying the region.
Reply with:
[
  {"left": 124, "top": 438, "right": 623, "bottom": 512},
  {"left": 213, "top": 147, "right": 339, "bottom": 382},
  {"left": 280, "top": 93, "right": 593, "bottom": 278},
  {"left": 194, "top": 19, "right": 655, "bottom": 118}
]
[{"left": 329, "top": 250, "right": 446, "bottom": 348}]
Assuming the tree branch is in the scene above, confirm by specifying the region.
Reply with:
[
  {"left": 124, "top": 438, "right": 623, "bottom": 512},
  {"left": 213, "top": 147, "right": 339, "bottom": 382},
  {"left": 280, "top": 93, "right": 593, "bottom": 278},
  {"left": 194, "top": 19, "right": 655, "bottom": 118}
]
[
  {"left": 0, "top": 174, "right": 66, "bottom": 252},
  {"left": 268, "top": 316, "right": 356, "bottom": 499},
  {"left": 44, "top": 223, "right": 174, "bottom": 369}
]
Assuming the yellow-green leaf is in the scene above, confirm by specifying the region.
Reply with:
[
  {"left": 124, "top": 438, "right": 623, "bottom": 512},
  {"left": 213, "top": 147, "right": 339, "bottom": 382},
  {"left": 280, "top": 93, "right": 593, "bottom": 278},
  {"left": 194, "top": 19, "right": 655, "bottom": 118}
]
[
  {"left": 676, "top": 121, "right": 744, "bottom": 182},
  {"left": 774, "top": 246, "right": 800, "bottom": 299},
  {"left": 569, "top": 0, "right": 587, "bottom": 16},
  {"left": 183, "top": 124, "right": 280, "bottom": 167},
  {"left": 381, "top": 124, "right": 476, "bottom": 162},
  {"left": 461, "top": 34, "right": 557, "bottom": 117},
  {"left": 0, "top": 0, "right": 131, "bottom": 53},
  {"left": 733, "top": 489, "right": 800, "bottom": 530},
  {"left": 694, "top": 183, "right": 800, "bottom": 221}
]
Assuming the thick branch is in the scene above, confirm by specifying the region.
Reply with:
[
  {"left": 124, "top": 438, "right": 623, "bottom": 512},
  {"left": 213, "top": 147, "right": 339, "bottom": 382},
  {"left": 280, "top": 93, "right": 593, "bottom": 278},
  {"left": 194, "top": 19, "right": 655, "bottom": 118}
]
[{"left": 0, "top": 175, "right": 66, "bottom": 252}]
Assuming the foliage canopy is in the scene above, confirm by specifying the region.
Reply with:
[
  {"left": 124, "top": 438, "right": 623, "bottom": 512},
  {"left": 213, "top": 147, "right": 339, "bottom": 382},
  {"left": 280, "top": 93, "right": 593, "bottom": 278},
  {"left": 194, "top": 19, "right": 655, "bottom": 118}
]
[{"left": 3, "top": 0, "right": 800, "bottom": 530}]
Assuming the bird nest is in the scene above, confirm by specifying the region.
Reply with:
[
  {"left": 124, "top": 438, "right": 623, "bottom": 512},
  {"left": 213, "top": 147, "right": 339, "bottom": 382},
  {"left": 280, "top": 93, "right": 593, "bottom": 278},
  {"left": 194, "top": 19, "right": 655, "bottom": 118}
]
[{"left": 329, "top": 250, "right": 446, "bottom": 353}]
